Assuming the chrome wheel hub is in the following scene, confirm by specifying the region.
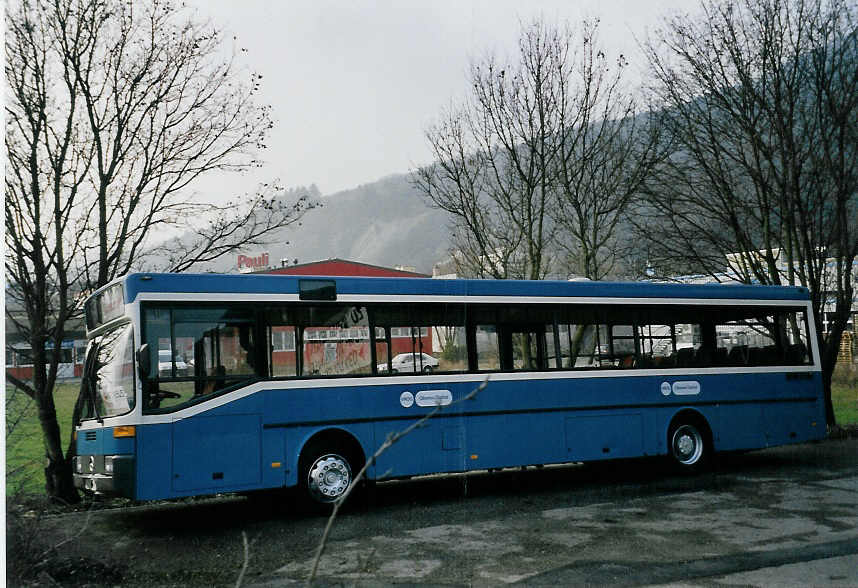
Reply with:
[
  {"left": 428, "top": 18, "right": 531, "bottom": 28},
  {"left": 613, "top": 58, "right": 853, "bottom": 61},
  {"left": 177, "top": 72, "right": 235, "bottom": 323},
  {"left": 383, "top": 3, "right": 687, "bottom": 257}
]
[
  {"left": 672, "top": 425, "right": 703, "bottom": 465},
  {"left": 307, "top": 454, "right": 351, "bottom": 503},
  {"left": 677, "top": 435, "right": 694, "bottom": 457}
]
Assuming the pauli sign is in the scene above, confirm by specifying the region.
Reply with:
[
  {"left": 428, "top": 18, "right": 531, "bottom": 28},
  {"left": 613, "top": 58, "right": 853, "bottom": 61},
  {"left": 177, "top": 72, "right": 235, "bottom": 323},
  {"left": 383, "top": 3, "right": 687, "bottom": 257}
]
[{"left": 237, "top": 252, "right": 270, "bottom": 273}]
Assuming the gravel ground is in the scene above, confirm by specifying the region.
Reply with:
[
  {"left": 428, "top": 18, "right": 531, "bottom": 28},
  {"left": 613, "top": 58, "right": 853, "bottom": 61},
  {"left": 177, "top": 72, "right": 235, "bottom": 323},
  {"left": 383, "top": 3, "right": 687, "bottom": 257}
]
[{"left": 12, "top": 438, "right": 858, "bottom": 587}]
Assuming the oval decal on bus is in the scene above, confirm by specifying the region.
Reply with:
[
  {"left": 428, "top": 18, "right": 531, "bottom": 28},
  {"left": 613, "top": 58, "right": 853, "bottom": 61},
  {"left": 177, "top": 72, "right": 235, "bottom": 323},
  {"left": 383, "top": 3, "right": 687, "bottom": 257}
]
[
  {"left": 672, "top": 381, "right": 701, "bottom": 395},
  {"left": 399, "top": 391, "right": 414, "bottom": 408},
  {"left": 415, "top": 389, "right": 452, "bottom": 407}
]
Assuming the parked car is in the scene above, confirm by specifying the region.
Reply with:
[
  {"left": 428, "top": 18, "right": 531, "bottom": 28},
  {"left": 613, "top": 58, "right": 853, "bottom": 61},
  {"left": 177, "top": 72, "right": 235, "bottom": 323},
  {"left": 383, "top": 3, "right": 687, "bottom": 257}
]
[
  {"left": 158, "top": 349, "right": 189, "bottom": 377},
  {"left": 378, "top": 352, "right": 440, "bottom": 374}
]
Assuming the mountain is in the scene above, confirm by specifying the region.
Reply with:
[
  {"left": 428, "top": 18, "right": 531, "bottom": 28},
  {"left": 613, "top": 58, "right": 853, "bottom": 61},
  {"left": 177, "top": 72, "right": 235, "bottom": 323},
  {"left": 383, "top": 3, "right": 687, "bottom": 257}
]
[{"left": 207, "top": 173, "right": 453, "bottom": 275}]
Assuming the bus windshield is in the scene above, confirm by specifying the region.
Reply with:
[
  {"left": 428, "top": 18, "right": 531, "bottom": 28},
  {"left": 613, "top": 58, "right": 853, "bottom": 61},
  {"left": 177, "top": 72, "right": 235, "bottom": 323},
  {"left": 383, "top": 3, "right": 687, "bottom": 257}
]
[{"left": 80, "top": 323, "right": 136, "bottom": 419}]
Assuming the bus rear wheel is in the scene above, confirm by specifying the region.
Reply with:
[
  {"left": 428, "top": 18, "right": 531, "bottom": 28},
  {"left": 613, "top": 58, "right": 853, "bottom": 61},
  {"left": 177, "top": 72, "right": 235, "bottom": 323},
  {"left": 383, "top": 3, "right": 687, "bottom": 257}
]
[{"left": 668, "top": 421, "right": 709, "bottom": 472}]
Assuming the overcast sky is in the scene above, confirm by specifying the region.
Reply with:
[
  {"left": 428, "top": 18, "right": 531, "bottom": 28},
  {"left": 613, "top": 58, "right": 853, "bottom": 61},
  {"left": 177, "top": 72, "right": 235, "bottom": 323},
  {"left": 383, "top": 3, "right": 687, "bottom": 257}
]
[{"left": 186, "top": 0, "right": 692, "bottom": 202}]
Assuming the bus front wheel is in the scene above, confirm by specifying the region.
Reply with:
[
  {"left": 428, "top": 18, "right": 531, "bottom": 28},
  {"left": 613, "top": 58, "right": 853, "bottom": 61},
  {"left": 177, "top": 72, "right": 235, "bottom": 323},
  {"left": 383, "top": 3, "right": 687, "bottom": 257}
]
[
  {"left": 298, "top": 437, "right": 364, "bottom": 510},
  {"left": 668, "top": 421, "right": 709, "bottom": 472},
  {"left": 302, "top": 451, "right": 353, "bottom": 505}
]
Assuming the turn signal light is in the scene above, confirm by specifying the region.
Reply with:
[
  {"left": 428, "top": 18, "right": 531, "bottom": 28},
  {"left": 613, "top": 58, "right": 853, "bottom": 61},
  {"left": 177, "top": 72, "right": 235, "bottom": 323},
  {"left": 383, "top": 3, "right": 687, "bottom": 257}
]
[{"left": 113, "top": 426, "right": 136, "bottom": 438}]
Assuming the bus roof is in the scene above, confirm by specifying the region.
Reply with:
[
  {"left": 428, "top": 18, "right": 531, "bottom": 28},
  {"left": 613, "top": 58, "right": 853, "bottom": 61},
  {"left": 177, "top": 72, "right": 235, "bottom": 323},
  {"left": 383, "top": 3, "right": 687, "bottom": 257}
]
[{"left": 120, "top": 272, "right": 811, "bottom": 303}]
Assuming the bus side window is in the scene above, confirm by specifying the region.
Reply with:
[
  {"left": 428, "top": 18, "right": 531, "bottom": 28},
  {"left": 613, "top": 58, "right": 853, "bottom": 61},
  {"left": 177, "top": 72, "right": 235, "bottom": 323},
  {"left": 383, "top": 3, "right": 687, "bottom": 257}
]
[
  {"left": 373, "top": 303, "right": 467, "bottom": 374},
  {"left": 637, "top": 324, "right": 675, "bottom": 368},
  {"left": 545, "top": 322, "right": 559, "bottom": 368},
  {"left": 716, "top": 315, "right": 777, "bottom": 366},
  {"left": 389, "top": 326, "right": 431, "bottom": 373},
  {"left": 190, "top": 324, "right": 254, "bottom": 396},
  {"left": 268, "top": 325, "right": 298, "bottom": 377},
  {"left": 559, "top": 323, "right": 602, "bottom": 368},
  {"left": 475, "top": 325, "right": 499, "bottom": 371},
  {"left": 500, "top": 326, "right": 549, "bottom": 371},
  {"left": 510, "top": 330, "right": 539, "bottom": 370},
  {"left": 299, "top": 306, "right": 372, "bottom": 377},
  {"left": 610, "top": 325, "right": 636, "bottom": 368},
  {"left": 374, "top": 327, "right": 390, "bottom": 374},
  {"left": 781, "top": 310, "right": 811, "bottom": 365}
]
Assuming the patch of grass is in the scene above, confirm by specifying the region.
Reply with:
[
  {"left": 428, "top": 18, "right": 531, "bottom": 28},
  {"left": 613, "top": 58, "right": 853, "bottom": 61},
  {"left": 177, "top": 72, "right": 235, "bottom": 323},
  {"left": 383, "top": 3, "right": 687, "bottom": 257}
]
[
  {"left": 832, "top": 366, "right": 858, "bottom": 426},
  {"left": 6, "top": 380, "right": 80, "bottom": 496}
]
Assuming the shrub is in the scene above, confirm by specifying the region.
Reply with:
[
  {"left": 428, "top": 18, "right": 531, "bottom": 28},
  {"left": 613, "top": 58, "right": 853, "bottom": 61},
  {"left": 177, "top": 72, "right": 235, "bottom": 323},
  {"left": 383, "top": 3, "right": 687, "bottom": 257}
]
[{"left": 440, "top": 344, "right": 467, "bottom": 362}]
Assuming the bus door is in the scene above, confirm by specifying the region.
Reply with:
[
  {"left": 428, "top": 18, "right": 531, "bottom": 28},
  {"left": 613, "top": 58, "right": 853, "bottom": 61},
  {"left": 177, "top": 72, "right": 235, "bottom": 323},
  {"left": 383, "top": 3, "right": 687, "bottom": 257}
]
[
  {"left": 166, "top": 316, "right": 262, "bottom": 493},
  {"left": 171, "top": 413, "right": 262, "bottom": 492}
]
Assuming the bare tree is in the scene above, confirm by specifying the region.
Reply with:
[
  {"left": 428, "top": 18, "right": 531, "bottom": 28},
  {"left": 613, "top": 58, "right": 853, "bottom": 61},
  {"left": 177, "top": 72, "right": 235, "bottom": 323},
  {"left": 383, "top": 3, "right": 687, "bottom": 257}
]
[
  {"left": 414, "top": 19, "right": 570, "bottom": 279},
  {"left": 635, "top": 0, "right": 858, "bottom": 423},
  {"left": 552, "top": 20, "right": 664, "bottom": 280},
  {"left": 415, "top": 18, "right": 653, "bottom": 281},
  {"left": 5, "top": 0, "right": 314, "bottom": 501}
]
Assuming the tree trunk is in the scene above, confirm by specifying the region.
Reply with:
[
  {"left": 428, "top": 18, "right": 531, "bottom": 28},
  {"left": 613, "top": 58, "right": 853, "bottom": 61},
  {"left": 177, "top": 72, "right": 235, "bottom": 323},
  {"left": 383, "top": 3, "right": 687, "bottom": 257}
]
[
  {"left": 821, "top": 320, "right": 849, "bottom": 427},
  {"left": 37, "top": 387, "right": 80, "bottom": 504},
  {"left": 44, "top": 454, "right": 78, "bottom": 505}
]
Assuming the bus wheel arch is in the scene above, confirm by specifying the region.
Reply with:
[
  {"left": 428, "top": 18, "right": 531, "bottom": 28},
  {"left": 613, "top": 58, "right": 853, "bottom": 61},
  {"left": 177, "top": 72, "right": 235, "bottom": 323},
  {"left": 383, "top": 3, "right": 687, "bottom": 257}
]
[
  {"left": 666, "top": 410, "right": 713, "bottom": 472},
  {"left": 298, "top": 429, "right": 366, "bottom": 506}
]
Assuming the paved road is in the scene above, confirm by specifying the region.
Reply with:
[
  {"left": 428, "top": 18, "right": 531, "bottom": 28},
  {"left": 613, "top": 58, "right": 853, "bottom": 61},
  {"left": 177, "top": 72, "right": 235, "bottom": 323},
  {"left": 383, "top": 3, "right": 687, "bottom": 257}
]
[{"left": 45, "top": 439, "right": 858, "bottom": 586}]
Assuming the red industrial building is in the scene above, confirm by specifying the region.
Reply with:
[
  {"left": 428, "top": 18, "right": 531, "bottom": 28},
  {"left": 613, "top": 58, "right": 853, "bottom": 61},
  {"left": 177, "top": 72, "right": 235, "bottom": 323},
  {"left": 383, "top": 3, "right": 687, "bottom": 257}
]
[{"left": 262, "top": 258, "right": 429, "bottom": 278}]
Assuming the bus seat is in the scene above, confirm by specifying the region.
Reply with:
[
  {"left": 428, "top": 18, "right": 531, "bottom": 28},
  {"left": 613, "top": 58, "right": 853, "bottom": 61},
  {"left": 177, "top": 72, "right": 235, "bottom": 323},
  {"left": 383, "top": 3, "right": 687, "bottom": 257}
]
[
  {"left": 727, "top": 345, "right": 748, "bottom": 365},
  {"left": 713, "top": 347, "right": 728, "bottom": 366},
  {"left": 763, "top": 345, "right": 779, "bottom": 365},
  {"left": 786, "top": 343, "right": 807, "bottom": 364},
  {"left": 676, "top": 347, "right": 694, "bottom": 367},
  {"left": 198, "top": 365, "right": 227, "bottom": 397},
  {"left": 694, "top": 347, "right": 713, "bottom": 367}
]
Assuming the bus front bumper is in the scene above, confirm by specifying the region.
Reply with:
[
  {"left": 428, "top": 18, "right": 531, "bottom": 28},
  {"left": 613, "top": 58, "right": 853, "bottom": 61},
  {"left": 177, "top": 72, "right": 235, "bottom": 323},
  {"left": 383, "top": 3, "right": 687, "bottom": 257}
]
[{"left": 73, "top": 455, "right": 135, "bottom": 498}]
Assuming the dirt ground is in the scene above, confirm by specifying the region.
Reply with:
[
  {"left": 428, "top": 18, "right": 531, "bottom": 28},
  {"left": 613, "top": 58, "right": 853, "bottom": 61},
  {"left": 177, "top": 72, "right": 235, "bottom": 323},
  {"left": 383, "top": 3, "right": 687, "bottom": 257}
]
[{"left": 10, "top": 438, "right": 858, "bottom": 586}]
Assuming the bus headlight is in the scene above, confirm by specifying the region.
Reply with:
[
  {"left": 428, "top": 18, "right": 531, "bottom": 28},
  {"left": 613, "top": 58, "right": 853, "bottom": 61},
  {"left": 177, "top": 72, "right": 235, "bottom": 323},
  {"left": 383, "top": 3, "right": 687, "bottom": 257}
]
[
  {"left": 74, "top": 457, "right": 83, "bottom": 473},
  {"left": 105, "top": 456, "right": 114, "bottom": 474}
]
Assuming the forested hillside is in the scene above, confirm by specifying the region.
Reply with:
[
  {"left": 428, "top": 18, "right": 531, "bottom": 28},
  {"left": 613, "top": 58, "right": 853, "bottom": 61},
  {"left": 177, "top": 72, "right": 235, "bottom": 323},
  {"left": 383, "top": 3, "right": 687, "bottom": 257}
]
[{"left": 205, "top": 174, "right": 452, "bottom": 274}]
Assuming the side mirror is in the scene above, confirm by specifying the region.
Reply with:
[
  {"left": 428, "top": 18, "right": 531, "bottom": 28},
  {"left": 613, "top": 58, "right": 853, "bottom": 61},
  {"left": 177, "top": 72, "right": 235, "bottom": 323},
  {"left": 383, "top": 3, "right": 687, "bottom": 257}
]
[{"left": 137, "top": 343, "right": 151, "bottom": 381}]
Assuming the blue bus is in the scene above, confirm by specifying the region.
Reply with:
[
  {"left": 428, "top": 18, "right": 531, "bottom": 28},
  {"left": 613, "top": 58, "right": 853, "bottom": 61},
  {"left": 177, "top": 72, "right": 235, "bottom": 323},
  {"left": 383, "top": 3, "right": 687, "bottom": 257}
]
[{"left": 73, "top": 273, "right": 825, "bottom": 504}]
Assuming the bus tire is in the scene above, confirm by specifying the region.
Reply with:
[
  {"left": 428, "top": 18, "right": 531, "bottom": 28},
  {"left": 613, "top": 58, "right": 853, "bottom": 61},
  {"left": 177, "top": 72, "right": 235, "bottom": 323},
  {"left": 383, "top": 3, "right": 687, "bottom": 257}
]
[
  {"left": 668, "top": 419, "right": 710, "bottom": 473},
  {"left": 298, "top": 439, "right": 362, "bottom": 510}
]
